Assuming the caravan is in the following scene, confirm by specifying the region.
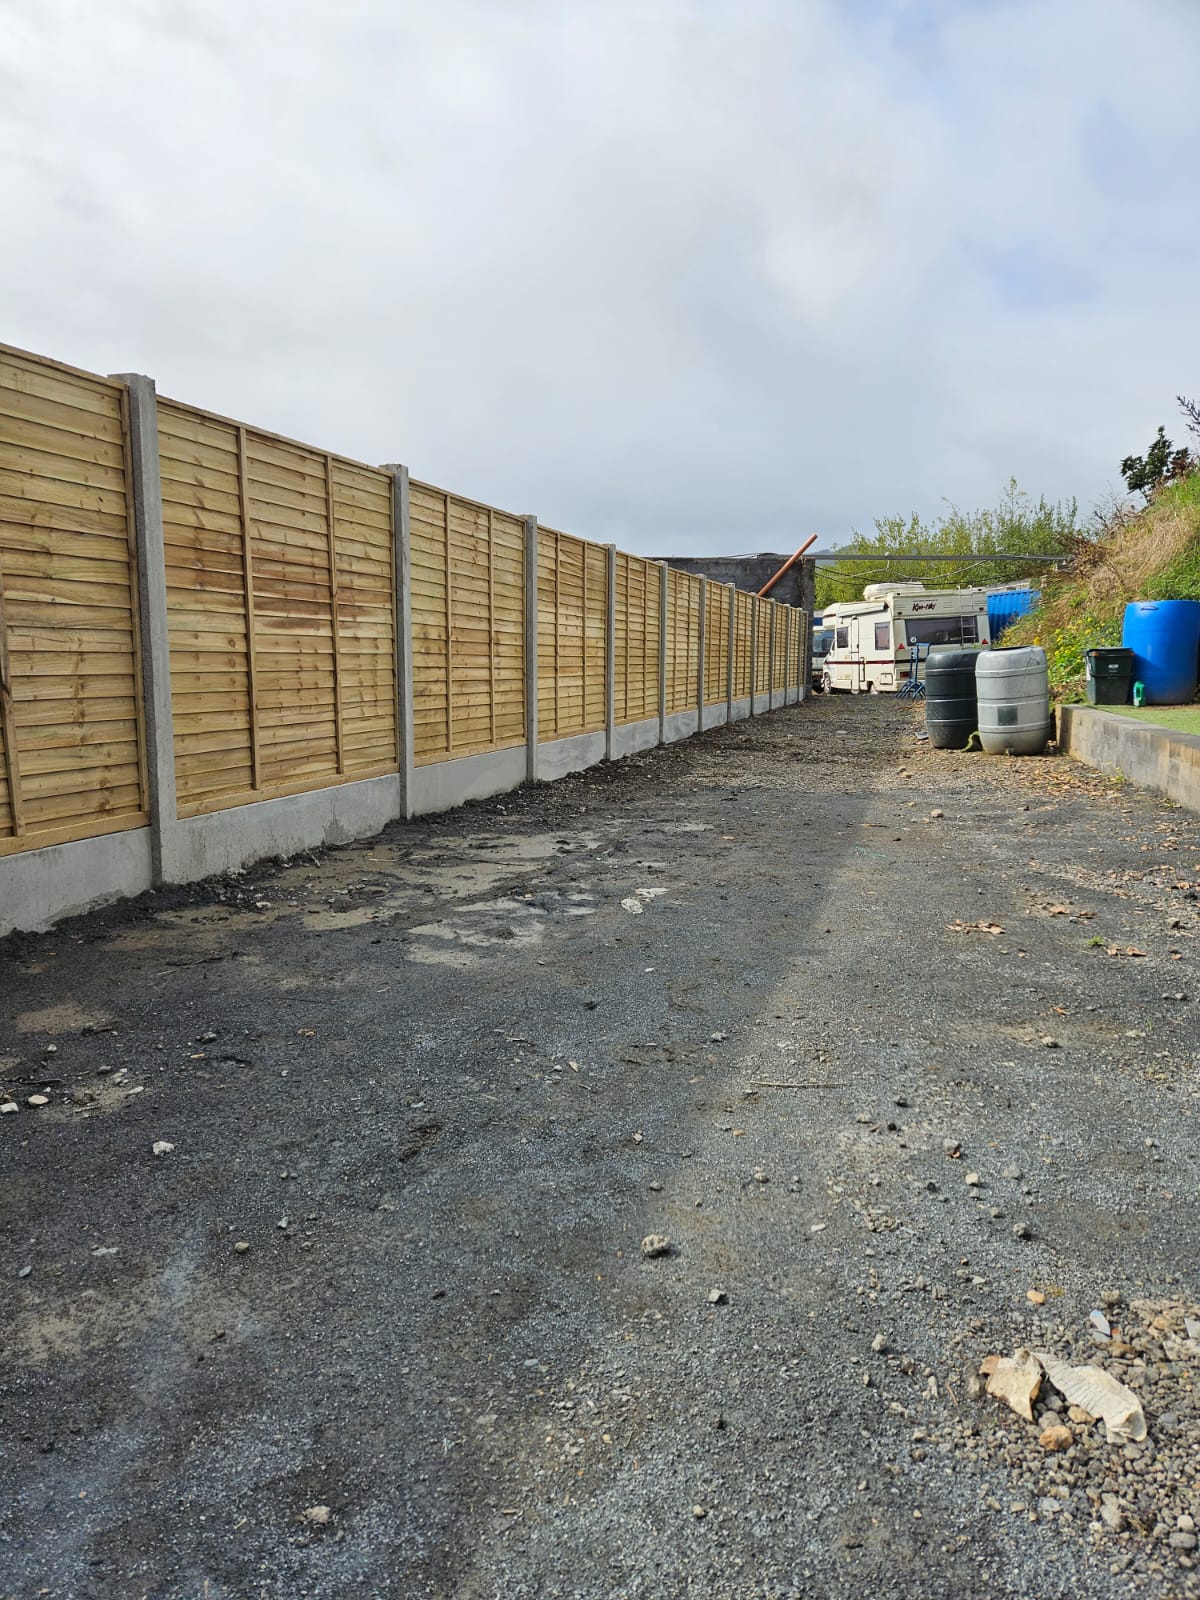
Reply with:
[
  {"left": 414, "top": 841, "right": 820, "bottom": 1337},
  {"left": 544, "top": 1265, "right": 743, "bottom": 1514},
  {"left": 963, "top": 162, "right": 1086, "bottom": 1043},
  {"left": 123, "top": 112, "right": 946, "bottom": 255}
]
[{"left": 819, "top": 583, "right": 991, "bottom": 694}]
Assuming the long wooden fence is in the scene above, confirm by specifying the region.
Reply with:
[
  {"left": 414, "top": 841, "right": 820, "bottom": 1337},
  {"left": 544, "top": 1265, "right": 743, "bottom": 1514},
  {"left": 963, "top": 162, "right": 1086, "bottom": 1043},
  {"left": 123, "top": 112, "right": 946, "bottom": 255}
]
[{"left": 0, "top": 342, "right": 808, "bottom": 878}]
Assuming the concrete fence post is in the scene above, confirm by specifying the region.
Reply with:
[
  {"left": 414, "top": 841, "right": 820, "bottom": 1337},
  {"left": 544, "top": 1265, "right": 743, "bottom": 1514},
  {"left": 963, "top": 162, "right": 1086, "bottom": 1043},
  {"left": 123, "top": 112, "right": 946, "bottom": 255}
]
[
  {"left": 113, "top": 372, "right": 176, "bottom": 884},
  {"left": 726, "top": 583, "right": 736, "bottom": 722},
  {"left": 524, "top": 516, "right": 539, "bottom": 783},
  {"left": 605, "top": 544, "right": 617, "bottom": 760},
  {"left": 749, "top": 600, "right": 758, "bottom": 714},
  {"left": 382, "top": 464, "right": 415, "bottom": 818},
  {"left": 696, "top": 576, "right": 706, "bottom": 725},
  {"left": 658, "top": 562, "right": 669, "bottom": 744},
  {"left": 768, "top": 606, "right": 777, "bottom": 710},
  {"left": 779, "top": 607, "right": 788, "bottom": 707}
]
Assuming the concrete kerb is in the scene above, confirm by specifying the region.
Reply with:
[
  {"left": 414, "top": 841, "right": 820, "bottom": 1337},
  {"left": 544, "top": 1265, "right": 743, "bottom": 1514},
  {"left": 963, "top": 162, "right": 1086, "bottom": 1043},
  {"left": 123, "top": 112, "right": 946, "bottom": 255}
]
[
  {"left": 1058, "top": 705, "right": 1200, "bottom": 816},
  {"left": 730, "top": 696, "right": 753, "bottom": 724},
  {"left": 701, "top": 702, "right": 728, "bottom": 731}
]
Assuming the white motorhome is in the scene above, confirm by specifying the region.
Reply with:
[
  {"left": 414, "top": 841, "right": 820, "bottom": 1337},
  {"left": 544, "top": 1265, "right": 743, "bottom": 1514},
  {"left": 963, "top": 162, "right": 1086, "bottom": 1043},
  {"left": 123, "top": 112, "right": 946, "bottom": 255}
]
[{"left": 819, "top": 582, "right": 991, "bottom": 694}]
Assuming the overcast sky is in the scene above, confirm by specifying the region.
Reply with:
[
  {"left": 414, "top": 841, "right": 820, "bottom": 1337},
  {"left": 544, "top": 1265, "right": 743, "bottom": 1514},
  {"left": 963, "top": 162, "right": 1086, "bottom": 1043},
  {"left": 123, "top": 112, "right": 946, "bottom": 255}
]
[{"left": 3, "top": 0, "right": 1198, "bottom": 554}]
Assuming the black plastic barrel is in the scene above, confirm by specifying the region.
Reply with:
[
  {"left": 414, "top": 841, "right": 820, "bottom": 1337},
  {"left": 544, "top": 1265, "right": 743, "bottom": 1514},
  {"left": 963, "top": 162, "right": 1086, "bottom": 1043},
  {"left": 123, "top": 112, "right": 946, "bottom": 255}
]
[{"left": 925, "top": 646, "right": 980, "bottom": 749}]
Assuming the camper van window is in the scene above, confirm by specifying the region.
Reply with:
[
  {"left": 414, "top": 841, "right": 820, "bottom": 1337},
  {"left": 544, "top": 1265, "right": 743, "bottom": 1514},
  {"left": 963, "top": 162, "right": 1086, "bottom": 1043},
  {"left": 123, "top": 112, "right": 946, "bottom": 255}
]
[
  {"left": 835, "top": 627, "right": 849, "bottom": 650},
  {"left": 874, "top": 622, "right": 890, "bottom": 650},
  {"left": 904, "top": 615, "right": 979, "bottom": 647}
]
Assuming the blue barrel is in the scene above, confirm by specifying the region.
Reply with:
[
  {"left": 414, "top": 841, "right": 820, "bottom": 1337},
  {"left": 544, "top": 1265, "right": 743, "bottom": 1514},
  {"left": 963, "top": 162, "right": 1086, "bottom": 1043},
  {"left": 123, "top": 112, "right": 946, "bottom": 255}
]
[{"left": 1122, "top": 601, "right": 1200, "bottom": 705}]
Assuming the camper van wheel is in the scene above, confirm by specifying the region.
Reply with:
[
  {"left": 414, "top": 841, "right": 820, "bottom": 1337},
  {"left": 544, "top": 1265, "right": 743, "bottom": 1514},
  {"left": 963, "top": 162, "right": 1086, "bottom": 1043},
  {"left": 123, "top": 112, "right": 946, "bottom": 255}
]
[{"left": 821, "top": 670, "right": 833, "bottom": 695}]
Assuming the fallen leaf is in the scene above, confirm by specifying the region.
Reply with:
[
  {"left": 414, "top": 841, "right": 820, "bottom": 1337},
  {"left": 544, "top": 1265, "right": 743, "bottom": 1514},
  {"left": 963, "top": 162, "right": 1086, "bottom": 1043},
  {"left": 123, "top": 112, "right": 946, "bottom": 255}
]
[
  {"left": 1035, "top": 1353, "right": 1147, "bottom": 1444},
  {"left": 983, "top": 1348, "right": 1042, "bottom": 1421}
]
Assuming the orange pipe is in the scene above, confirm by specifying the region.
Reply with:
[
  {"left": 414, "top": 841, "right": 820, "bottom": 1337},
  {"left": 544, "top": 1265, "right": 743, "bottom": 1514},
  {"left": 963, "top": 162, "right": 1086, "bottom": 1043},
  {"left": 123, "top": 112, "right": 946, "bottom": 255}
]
[{"left": 757, "top": 534, "right": 819, "bottom": 598}]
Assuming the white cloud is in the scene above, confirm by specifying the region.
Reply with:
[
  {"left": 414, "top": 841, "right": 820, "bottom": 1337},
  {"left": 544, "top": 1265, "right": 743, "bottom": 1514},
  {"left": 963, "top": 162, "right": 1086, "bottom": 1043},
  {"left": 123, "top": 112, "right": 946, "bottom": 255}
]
[{"left": 1, "top": 0, "right": 1197, "bottom": 551}]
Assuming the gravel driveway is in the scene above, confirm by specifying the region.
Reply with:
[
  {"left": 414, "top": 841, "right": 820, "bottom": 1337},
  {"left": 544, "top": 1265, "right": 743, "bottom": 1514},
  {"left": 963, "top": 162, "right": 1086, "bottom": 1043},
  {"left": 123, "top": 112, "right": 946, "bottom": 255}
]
[{"left": 3, "top": 695, "right": 1199, "bottom": 1600}]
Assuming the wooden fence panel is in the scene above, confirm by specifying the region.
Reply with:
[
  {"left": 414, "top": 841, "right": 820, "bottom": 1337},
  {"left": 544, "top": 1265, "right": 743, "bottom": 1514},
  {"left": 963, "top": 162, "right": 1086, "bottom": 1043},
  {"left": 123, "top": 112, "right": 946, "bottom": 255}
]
[
  {"left": 162, "top": 398, "right": 397, "bottom": 814},
  {"left": 704, "top": 583, "right": 730, "bottom": 705},
  {"left": 537, "top": 527, "right": 607, "bottom": 742},
  {"left": 666, "top": 568, "right": 702, "bottom": 712},
  {"left": 330, "top": 460, "right": 397, "bottom": 774},
  {"left": 158, "top": 401, "right": 255, "bottom": 814},
  {"left": 614, "top": 553, "right": 660, "bottom": 725},
  {"left": 787, "top": 607, "right": 803, "bottom": 689},
  {"left": 0, "top": 345, "right": 146, "bottom": 855},
  {"left": 772, "top": 603, "right": 789, "bottom": 691},
  {"left": 754, "top": 596, "right": 771, "bottom": 694},
  {"left": 410, "top": 481, "right": 525, "bottom": 767},
  {"left": 732, "top": 590, "right": 753, "bottom": 699}
]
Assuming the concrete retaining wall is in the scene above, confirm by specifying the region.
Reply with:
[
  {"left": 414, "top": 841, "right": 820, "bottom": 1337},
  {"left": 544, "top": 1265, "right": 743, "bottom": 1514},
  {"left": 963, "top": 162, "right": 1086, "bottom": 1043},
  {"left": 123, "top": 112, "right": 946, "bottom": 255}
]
[{"left": 1058, "top": 706, "right": 1200, "bottom": 816}]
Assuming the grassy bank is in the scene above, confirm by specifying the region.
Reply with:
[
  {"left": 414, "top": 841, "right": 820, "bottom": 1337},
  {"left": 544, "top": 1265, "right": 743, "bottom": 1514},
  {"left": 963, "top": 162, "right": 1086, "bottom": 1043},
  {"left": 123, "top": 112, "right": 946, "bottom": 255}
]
[{"left": 1005, "top": 473, "right": 1200, "bottom": 698}]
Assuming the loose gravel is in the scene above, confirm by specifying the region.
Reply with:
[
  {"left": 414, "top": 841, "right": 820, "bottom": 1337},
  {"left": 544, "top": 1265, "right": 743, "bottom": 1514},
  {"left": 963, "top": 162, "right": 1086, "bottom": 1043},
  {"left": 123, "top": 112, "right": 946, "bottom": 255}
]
[{"left": 2, "top": 694, "right": 1199, "bottom": 1599}]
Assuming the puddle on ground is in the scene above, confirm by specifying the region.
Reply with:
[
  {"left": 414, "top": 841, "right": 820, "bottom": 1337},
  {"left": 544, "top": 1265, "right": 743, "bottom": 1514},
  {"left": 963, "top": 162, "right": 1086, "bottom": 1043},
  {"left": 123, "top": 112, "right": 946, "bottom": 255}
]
[
  {"left": 14, "top": 1002, "right": 113, "bottom": 1035},
  {"left": 403, "top": 898, "right": 548, "bottom": 968},
  {"left": 297, "top": 832, "right": 603, "bottom": 934}
]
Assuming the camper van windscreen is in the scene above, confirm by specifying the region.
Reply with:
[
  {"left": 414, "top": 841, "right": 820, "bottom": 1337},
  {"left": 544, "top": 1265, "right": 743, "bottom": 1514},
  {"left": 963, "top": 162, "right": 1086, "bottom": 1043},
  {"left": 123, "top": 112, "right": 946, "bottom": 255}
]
[{"left": 904, "top": 615, "right": 979, "bottom": 647}]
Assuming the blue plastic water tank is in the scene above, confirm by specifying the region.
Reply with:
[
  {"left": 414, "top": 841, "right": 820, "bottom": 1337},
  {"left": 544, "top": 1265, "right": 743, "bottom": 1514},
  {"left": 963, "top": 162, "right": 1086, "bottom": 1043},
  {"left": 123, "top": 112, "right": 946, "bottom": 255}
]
[{"left": 1121, "top": 601, "right": 1200, "bottom": 705}]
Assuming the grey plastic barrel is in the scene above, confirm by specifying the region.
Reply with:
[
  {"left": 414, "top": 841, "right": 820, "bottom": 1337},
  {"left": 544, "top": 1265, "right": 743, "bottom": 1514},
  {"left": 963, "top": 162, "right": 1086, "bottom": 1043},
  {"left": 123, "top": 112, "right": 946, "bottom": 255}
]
[
  {"left": 976, "top": 646, "right": 1051, "bottom": 755},
  {"left": 924, "top": 646, "right": 980, "bottom": 749}
]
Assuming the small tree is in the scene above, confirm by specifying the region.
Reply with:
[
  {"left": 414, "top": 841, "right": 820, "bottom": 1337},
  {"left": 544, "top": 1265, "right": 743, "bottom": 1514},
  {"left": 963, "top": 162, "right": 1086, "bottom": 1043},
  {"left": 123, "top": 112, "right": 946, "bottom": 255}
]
[
  {"left": 1120, "top": 426, "right": 1174, "bottom": 500},
  {"left": 1120, "top": 407, "right": 1198, "bottom": 500}
]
